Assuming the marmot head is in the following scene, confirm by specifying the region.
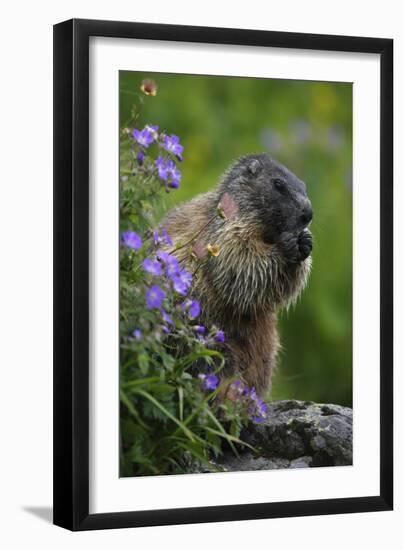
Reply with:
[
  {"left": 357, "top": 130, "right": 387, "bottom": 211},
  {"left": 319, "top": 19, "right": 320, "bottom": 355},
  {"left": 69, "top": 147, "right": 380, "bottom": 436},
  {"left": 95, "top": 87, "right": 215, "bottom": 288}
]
[{"left": 218, "top": 153, "right": 313, "bottom": 244}]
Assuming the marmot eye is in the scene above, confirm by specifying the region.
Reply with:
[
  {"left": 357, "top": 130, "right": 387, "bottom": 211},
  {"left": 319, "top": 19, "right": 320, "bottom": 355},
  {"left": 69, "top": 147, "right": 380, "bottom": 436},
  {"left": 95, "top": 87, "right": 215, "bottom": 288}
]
[{"left": 273, "top": 178, "right": 286, "bottom": 190}]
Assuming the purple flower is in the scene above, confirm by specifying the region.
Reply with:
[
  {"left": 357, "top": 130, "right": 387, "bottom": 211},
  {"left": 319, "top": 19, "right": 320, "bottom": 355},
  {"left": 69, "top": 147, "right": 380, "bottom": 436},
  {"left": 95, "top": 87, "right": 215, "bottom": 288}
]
[
  {"left": 156, "top": 250, "right": 170, "bottom": 262},
  {"left": 145, "top": 285, "right": 165, "bottom": 309},
  {"left": 121, "top": 231, "right": 142, "bottom": 250},
  {"left": 180, "top": 270, "right": 192, "bottom": 287},
  {"left": 249, "top": 389, "right": 268, "bottom": 423},
  {"left": 194, "top": 325, "right": 206, "bottom": 334},
  {"left": 155, "top": 157, "right": 170, "bottom": 181},
  {"left": 165, "top": 256, "right": 180, "bottom": 279},
  {"left": 205, "top": 374, "right": 219, "bottom": 390},
  {"left": 161, "top": 228, "right": 173, "bottom": 246},
  {"left": 231, "top": 379, "right": 242, "bottom": 391},
  {"left": 165, "top": 159, "right": 176, "bottom": 174},
  {"left": 168, "top": 164, "right": 182, "bottom": 188},
  {"left": 251, "top": 401, "right": 268, "bottom": 423},
  {"left": 188, "top": 300, "right": 201, "bottom": 319},
  {"left": 199, "top": 373, "right": 219, "bottom": 391},
  {"left": 258, "top": 401, "right": 268, "bottom": 415},
  {"left": 172, "top": 269, "right": 192, "bottom": 295},
  {"left": 172, "top": 277, "right": 188, "bottom": 296},
  {"left": 230, "top": 379, "right": 251, "bottom": 399},
  {"left": 249, "top": 387, "right": 258, "bottom": 401},
  {"left": 214, "top": 330, "right": 225, "bottom": 344},
  {"left": 251, "top": 392, "right": 267, "bottom": 413},
  {"left": 132, "top": 127, "right": 155, "bottom": 148},
  {"left": 166, "top": 262, "right": 180, "bottom": 279},
  {"left": 153, "top": 228, "right": 173, "bottom": 247},
  {"left": 251, "top": 415, "right": 267, "bottom": 424},
  {"left": 154, "top": 157, "right": 182, "bottom": 188},
  {"left": 161, "top": 309, "right": 173, "bottom": 326},
  {"left": 137, "top": 150, "right": 145, "bottom": 165},
  {"left": 161, "top": 134, "right": 184, "bottom": 161},
  {"left": 142, "top": 258, "right": 162, "bottom": 276},
  {"left": 144, "top": 124, "right": 159, "bottom": 136},
  {"left": 132, "top": 329, "right": 142, "bottom": 340},
  {"left": 181, "top": 299, "right": 201, "bottom": 317},
  {"left": 156, "top": 250, "right": 180, "bottom": 279}
]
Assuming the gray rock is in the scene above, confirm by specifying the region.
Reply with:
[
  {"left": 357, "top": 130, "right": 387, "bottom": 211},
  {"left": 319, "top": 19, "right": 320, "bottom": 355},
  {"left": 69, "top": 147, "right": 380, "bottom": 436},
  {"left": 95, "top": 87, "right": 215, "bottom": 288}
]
[
  {"left": 217, "top": 400, "right": 352, "bottom": 472},
  {"left": 220, "top": 453, "right": 291, "bottom": 472},
  {"left": 290, "top": 456, "right": 313, "bottom": 468}
]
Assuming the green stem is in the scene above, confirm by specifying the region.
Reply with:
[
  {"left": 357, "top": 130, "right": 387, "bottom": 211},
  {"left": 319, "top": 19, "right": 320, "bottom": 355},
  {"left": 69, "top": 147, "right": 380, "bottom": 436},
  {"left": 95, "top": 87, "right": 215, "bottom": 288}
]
[{"left": 168, "top": 213, "right": 219, "bottom": 255}]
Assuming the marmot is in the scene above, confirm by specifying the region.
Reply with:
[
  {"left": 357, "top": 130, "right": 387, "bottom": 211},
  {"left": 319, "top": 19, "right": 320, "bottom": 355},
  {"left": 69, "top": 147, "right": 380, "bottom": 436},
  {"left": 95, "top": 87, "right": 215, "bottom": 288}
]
[{"left": 161, "top": 153, "right": 313, "bottom": 397}]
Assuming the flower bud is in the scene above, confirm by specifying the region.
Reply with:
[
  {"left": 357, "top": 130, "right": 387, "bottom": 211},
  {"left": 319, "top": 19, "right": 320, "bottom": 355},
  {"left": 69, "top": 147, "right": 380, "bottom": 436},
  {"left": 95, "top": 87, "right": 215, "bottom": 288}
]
[{"left": 140, "top": 79, "right": 157, "bottom": 96}]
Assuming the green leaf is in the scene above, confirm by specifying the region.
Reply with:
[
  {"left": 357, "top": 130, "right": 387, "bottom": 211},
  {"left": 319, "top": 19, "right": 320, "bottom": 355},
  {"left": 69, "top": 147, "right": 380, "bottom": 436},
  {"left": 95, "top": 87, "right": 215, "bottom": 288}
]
[
  {"left": 120, "top": 390, "right": 149, "bottom": 431},
  {"left": 177, "top": 349, "right": 225, "bottom": 372},
  {"left": 138, "top": 354, "right": 150, "bottom": 375},
  {"left": 122, "top": 376, "right": 161, "bottom": 389},
  {"left": 131, "top": 388, "right": 196, "bottom": 441},
  {"left": 204, "top": 408, "right": 239, "bottom": 458},
  {"left": 178, "top": 386, "right": 184, "bottom": 421},
  {"left": 151, "top": 383, "right": 176, "bottom": 395},
  {"left": 161, "top": 353, "right": 175, "bottom": 371},
  {"left": 203, "top": 426, "right": 255, "bottom": 452},
  {"left": 128, "top": 442, "right": 150, "bottom": 465}
]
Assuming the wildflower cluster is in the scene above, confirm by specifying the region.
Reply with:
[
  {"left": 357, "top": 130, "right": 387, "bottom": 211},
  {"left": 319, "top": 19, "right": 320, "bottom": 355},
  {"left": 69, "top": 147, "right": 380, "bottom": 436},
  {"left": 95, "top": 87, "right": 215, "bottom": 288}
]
[
  {"left": 143, "top": 247, "right": 193, "bottom": 315},
  {"left": 134, "top": 231, "right": 268, "bottom": 428},
  {"left": 229, "top": 380, "right": 269, "bottom": 424},
  {"left": 119, "top": 78, "right": 267, "bottom": 477},
  {"left": 122, "top": 227, "right": 227, "bottom": 349},
  {"left": 131, "top": 122, "right": 184, "bottom": 191}
]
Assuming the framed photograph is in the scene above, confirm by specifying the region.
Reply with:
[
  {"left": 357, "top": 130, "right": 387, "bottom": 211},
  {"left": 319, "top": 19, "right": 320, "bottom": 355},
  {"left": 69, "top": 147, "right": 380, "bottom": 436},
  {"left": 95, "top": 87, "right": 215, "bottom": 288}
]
[{"left": 53, "top": 19, "right": 393, "bottom": 530}]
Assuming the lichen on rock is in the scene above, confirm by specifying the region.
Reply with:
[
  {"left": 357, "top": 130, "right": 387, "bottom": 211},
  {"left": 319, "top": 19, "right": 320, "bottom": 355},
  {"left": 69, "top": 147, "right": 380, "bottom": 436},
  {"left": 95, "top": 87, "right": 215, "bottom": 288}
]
[{"left": 217, "top": 400, "right": 352, "bottom": 472}]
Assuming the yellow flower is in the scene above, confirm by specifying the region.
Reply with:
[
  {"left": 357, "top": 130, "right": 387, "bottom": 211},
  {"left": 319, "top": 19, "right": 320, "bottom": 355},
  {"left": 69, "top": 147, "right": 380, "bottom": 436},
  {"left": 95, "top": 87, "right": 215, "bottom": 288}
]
[
  {"left": 207, "top": 243, "right": 220, "bottom": 257},
  {"left": 140, "top": 79, "right": 157, "bottom": 96}
]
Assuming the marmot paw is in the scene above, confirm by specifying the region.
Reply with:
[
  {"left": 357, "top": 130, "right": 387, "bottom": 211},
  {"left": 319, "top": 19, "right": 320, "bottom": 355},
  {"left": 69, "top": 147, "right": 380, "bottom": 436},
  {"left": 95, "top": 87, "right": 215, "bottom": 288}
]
[
  {"left": 297, "top": 230, "right": 313, "bottom": 261},
  {"left": 279, "top": 230, "right": 312, "bottom": 263}
]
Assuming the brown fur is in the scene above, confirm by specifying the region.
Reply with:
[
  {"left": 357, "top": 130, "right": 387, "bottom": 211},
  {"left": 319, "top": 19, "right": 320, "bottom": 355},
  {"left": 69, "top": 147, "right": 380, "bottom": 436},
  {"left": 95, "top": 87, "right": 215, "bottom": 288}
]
[{"left": 161, "top": 188, "right": 311, "bottom": 397}]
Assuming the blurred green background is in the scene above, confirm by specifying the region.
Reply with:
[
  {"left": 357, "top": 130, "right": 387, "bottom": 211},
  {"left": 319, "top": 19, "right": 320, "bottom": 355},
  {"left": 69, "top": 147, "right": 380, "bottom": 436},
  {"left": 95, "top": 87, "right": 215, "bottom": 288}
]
[{"left": 120, "top": 71, "right": 353, "bottom": 407}]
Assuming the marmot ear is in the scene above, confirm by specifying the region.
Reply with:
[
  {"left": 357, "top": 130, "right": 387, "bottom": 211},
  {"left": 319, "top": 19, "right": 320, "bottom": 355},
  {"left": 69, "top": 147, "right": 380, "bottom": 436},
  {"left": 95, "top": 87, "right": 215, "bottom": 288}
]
[{"left": 247, "top": 158, "right": 261, "bottom": 176}]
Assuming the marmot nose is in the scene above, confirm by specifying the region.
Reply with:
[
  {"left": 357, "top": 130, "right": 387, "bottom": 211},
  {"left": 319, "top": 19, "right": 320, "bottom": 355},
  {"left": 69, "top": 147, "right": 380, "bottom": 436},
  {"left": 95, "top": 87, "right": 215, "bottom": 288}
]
[{"left": 300, "top": 202, "right": 313, "bottom": 226}]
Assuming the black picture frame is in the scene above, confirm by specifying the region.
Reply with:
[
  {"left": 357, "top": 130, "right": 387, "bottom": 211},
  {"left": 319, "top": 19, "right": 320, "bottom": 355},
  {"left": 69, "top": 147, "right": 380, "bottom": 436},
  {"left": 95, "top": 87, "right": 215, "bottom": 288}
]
[{"left": 53, "top": 18, "right": 393, "bottom": 531}]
